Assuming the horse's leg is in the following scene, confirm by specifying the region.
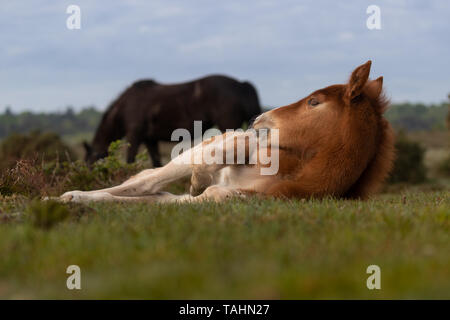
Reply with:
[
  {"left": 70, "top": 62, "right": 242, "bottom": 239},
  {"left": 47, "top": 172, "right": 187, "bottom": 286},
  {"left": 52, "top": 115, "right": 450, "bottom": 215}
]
[
  {"left": 61, "top": 186, "right": 246, "bottom": 204},
  {"left": 59, "top": 191, "right": 192, "bottom": 203},
  {"left": 187, "top": 185, "right": 246, "bottom": 202},
  {"left": 60, "top": 160, "right": 192, "bottom": 201},
  {"left": 126, "top": 141, "right": 140, "bottom": 163},
  {"left": 145, "top": 139, "right": 162, "bottom": 167},
  {"left": 116, "top": 185, "right": 247, "bottom": 203},
  {"left": 60, "top": 131, "right": 256, "bottom": 202},
  {"left": 189, "top": 166, "right": 214, "bottom": 196},
  {"left": 126, "top": 131, "right": 142, "bottom": 163}
]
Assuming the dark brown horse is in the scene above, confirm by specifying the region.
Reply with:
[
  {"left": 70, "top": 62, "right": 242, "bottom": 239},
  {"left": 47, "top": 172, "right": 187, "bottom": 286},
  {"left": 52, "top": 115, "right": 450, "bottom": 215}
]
[{"left": 84, "top": 75, "right": 261, "bottom": 166}]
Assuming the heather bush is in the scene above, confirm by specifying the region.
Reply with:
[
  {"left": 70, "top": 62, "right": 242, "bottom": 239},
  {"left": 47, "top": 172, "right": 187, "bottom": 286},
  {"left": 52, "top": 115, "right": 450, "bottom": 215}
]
[
  {"left": 0, "top": 131, "right": 76, "bottom": 172},
  {"left": 389, "top": 132, "right": 427, "bottom": 183},
  {"left": 0, "top": 140, "right": 146, "bottom": 198}
]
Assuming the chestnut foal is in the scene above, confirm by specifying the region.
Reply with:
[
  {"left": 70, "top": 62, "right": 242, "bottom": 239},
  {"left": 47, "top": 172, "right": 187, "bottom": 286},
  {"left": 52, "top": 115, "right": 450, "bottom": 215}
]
[{"left": 60, "top": 61, "right": 394, "bottom": 203}]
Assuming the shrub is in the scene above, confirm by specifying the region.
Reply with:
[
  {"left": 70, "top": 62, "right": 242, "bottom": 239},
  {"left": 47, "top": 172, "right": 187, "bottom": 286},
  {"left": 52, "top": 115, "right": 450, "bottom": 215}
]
[
  {"left": 437, "top": 153, "right": 450, "bottom": 177},
  {"left": 0, "top": 131, "right": 76, "bottom": 172},
  {"left": 389, "top": 132, "right": 427, "bottom": 184},
  {"left": 0, "top": 139, "right": 146, "bottom": 198},
  {"left": 0, "top": 160, "right": 48, "bottom": 197},
  {"left": 56, "top": 140, "right": 143, "bottom": 192}
]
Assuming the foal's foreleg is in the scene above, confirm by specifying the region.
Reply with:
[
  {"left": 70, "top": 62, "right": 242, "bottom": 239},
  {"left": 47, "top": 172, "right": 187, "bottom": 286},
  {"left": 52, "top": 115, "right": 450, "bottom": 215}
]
[
  {"left": 62, "top": 186, "right": 246, "bottom": 204},
  {"left": 60, "top": 159, "right": 193, "bottom": 202},
  {"left": 59, "top": 131, "right": 256, "bottom": 203},
  {"left": 189, "top": 131, "right": 257, "bottom": 195},
  {"left": 109, "top": 130, "right": 255, "bottom": 197},
  {"left": 59, "top": 138, "right": 210, "bottom": 201},
  {"left": 59, "top": 191, "right": 193, "bottom": 204}
]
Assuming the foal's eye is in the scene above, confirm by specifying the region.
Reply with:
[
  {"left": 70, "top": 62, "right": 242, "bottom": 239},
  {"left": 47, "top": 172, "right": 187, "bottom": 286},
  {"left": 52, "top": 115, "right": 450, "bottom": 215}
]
[{"left": 308, "top": 98, "right": 320, "bottom": 107}]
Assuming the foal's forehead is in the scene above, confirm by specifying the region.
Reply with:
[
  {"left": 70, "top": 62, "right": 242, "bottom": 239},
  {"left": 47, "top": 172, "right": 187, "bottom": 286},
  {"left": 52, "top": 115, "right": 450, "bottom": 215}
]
[{"left": 311, "top": 84, "right": 345, "bottom": 98}]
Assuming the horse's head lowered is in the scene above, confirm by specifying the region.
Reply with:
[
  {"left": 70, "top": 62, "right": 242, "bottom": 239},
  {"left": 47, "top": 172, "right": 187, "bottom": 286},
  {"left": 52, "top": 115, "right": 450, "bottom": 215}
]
[
  {"left": 83, "top": 141, "right": 108, "bottom": 165},
  {"left": 253, "top": 61, "right": 395, "bottom": 199}
]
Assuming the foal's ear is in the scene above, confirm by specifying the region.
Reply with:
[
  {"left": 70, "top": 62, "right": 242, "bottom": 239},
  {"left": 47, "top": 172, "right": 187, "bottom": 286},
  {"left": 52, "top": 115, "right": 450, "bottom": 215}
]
[
  {"left": 346, "top": 60, "right": 372, "bottom": 101},
  {"left": 365, "top": 76, "right": 383, "bottom": 99}
]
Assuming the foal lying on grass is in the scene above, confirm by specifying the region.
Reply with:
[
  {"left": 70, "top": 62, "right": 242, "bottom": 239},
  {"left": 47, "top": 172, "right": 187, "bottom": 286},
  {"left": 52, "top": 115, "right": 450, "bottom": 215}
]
[{"left": 60, "top": 61, "right": 394, "bottom": 203}]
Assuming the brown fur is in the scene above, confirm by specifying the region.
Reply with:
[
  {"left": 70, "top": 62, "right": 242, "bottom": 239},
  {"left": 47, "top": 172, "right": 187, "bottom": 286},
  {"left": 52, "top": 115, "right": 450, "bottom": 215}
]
[
  {"left": 254, "top": 61, "right": 395, "bottom": 199},
  {"left": 59, "top": 61, "right": 396, "bottom": 204}
]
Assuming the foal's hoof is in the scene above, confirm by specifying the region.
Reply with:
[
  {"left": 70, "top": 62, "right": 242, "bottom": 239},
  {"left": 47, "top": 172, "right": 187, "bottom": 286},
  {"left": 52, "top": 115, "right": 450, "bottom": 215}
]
[
  {"left": 190, "top": 171, "right": 213, "bottom": 196},
  {"left": 59, "top": 191, "right": 85, "bottom": 203},
  {"left": 42, "top": 196, "right": 58, "bottom": 201},
  {"left": 60, "top": 191, "right": 115, "bottom": 203}
]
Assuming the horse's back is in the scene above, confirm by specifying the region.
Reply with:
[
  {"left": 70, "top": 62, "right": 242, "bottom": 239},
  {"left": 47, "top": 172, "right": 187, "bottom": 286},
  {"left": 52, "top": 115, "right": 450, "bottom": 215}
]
[
  {"left": 100, "top": 74, "right": 261, "bottom": 142},
  {"left": 195, "top": 75, "right": 261, "bottom": 127},
  {"left": 144, "top": 75, "right": 260, "bottom": 133}
]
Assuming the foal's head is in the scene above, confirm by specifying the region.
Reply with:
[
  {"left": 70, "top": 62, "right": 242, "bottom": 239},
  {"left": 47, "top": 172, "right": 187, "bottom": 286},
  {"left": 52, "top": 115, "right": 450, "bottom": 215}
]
[{"left": 255, "top": 61, "right": 395, "bottom": 198}]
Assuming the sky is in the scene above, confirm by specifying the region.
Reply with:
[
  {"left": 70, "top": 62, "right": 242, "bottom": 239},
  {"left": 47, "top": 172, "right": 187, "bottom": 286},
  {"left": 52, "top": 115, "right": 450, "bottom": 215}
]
[{"left": 0, "top": 0, "right": 449, "bottom": 112}]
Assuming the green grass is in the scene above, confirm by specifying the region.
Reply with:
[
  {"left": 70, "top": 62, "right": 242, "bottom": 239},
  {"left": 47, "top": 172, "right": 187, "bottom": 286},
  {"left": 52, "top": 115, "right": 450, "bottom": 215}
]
[{"left": 0, "top": 190, "right": 449, "bottom": 299}]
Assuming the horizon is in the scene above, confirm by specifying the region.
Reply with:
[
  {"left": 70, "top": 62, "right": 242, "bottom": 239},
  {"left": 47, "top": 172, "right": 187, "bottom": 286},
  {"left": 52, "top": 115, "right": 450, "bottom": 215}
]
[
  {"left": 1, "top": 98, "right": 449, "bottom": 115},
  {"left": 1, "top": 1, "right": 449, "bottom": 112}
]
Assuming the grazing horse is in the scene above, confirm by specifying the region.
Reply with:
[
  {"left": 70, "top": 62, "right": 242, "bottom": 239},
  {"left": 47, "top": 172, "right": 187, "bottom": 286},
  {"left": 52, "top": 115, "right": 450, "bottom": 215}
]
[
  {"left": 84, "top": 75, "right": 261, "bottom": 167},
  {"left": 61, "top": 61, "right": 394, "bottom": 203}
]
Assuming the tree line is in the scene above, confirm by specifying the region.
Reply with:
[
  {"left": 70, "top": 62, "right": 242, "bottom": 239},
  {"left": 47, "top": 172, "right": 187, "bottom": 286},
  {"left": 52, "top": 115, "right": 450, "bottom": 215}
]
[
  {"left": 0, "top": 107, "right": 101, "bottom": 139},
  {"left": 0, "top": 102, "right": 448, "bottom": 139}
]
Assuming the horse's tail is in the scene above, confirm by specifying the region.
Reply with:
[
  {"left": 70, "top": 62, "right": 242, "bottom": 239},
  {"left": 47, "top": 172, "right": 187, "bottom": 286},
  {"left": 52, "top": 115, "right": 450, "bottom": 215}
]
[{"left": 240, "top": 81, "right": 262, "bottom": 121}]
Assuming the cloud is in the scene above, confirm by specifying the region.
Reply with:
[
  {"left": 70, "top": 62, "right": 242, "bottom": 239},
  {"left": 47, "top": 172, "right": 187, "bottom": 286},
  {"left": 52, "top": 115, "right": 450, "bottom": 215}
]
[
  {"left": 0, "top": 0, "right": 449, "bottom": 111},
  {"left": 337, "top": 32, "right": 355, "bottom": 42},
  {"left": 178, "top": 35, "right": 232, "bottom": 53}
]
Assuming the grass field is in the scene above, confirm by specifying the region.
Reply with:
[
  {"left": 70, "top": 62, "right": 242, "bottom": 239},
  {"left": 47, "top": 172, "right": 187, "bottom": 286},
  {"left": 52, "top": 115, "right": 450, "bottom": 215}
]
[{"left": 0, "top": 189, "right": 449, "bottom": 299}]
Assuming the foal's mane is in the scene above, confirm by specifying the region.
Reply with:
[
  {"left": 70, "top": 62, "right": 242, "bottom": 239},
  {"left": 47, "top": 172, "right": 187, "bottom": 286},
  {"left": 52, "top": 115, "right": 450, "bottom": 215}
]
[{"left": 344, "top": 91, "right": 395, "bottom": 199}]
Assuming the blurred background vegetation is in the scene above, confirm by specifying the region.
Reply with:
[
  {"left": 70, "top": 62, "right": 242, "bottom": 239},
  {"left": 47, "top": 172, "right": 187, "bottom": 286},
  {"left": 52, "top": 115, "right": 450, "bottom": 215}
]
[
  {"left": 0, "top": 102, "right": 448, "bottom": 140},
  {"left": 0, "top": 100, "right": 449, "bottom": 195}
]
